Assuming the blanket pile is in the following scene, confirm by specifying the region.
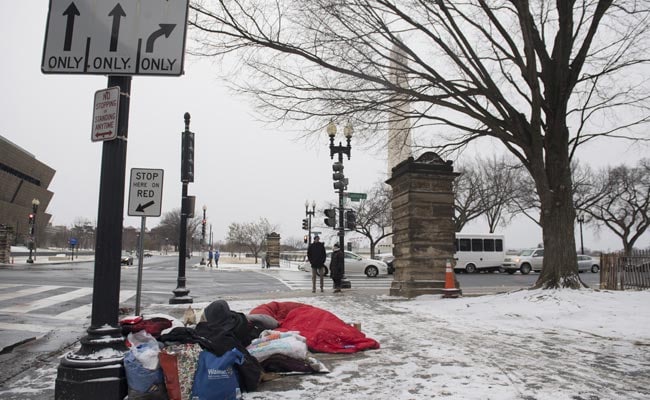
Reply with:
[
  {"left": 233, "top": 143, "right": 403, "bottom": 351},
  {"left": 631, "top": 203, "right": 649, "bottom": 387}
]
[{"left": 250, "top": 301, "right": 380, "bottom": 353}]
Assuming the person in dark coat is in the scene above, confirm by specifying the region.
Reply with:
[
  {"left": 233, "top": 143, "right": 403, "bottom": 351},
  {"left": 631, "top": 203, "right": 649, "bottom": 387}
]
[
  {"left": 307, "top": 235, "right": 327, "bottom": 293},
  {"left": 329, "top": 243, "right": 344, "bottom": 293}
]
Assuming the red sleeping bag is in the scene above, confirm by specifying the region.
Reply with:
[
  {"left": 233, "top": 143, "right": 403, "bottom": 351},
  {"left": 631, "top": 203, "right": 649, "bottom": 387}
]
[{"left": 249, "top": 302, "right": 380, "bottom": 354}]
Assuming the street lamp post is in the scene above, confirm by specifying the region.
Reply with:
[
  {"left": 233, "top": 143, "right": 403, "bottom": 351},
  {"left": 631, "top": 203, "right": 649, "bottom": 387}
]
[
  {"left": 305, "top": 201, "right": 316, "bottom": 245},
  {"left": 26, "top": 198, "right": 40, "bottom": 263},
  {"left": 577, "top": 214, "right": 585, "bottom": 255},
  {"left": 327, "top": 121, "right": 353, "bottom": 288}
]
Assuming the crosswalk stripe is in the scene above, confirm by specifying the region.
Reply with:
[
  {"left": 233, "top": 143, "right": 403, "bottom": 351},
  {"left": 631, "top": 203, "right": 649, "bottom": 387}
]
[
  {"left": 0, "top": 288, "right": 93, "bottom": 313},
  {"left": 0, "top": 322, "right": 51, "bottom": 333},
  {"left": 51, "top": 289, "right": 138, "bottom": 320},
  {"left": 0, "top": 284, "right": 21, "bottom": 289},
  {"left": 0, "top": 285, "right": 61, "bottom": 302}
]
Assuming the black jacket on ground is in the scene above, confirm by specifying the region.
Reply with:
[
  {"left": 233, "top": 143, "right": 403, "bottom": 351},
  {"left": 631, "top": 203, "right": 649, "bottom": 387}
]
[{"left": 307, "top": 241, "right": 327, "bottom": 268}]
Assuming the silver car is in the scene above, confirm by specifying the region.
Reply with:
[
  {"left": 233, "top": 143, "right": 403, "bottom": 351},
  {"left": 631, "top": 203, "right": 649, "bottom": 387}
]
[
  {"left": 577, "top": 255, "right": 600, "bottom": 273},
  {"left": 299, "top": 251, "right": 389, "bottom": 277}
]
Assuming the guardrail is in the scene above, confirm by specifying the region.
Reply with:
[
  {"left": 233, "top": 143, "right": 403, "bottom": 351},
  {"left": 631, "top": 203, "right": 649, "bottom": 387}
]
[{"left": 601, "top": 250, "right": 650, "bottom": 290}]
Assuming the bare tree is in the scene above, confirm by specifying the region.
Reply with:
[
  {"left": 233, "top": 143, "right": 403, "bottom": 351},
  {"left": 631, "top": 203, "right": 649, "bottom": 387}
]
[
  {"left": 190, "top": 1, "right": 650, "bottom": 289},
  {"left": 348, "top": 182, "right": 393, "bottom": 258},
  {"left": 70, "top": 218, "right": 95, "bottom": 250},
  {"left": 453, "top": 163, "right": 484, "bottom": 232},
  {"left": 226, "top": 217, "right": 277, "bottom": 262},
  {"left": 585, "top": 159, "right": 650, "bottom": 254},
  {"left": 154, "top": 208, "right": 201, "bottom": 250},
  {"left": 478, "top": 156, "right": 525, "bottom": 233}
]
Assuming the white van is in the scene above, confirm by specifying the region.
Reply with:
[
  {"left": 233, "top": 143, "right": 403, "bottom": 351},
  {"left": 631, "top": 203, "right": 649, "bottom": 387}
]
[{"left": 453, "top": 233, "right": 505, "bottom": 273}]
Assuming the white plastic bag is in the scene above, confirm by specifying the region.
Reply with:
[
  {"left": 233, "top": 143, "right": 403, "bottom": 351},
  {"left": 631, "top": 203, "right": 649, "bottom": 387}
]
[{"left": 127, "top": 330, "right": 160, "bottom": 370}]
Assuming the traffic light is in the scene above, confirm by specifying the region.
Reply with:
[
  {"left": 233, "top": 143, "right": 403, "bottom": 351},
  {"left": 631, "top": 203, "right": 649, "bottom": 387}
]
[
  {"left": 28, "top": 213, "right": 34, "bottom": 235},
  {"left": 302, "top": 218, "right": 309, "bottom": 230},
  {"left": 345, "top": 210, "right": 356, "bottom": 230},
  {"left": 201, "top": 218, "right": 206, "bottom": 238},
  {"left": 332, "top": 162, "right": 348, "bottom": 191},
  {"left": 181, "top": 130, "right": 195, "bottom": 182},
  {"left": 303, "top": 235, "right": 308, "bottom": 244},
  {"left": 324, "top": 208, "right": 336, "bottom": 227}
]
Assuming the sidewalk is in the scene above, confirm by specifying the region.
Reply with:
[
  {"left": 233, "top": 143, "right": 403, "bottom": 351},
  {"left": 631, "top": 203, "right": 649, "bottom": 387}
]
[{"left": 0, "top": 288, "right": 648, "bottom": 399}]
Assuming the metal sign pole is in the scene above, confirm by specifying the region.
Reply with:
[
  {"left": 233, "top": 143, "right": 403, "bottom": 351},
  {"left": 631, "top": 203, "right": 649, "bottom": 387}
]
[{"left": 135, "top": 216, "right": 146, "bottom": 315}]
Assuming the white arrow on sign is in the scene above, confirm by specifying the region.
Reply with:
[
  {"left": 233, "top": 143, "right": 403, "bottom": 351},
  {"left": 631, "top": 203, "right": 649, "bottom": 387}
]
[
  {"left": 128, "top": 168, "right": 164, "bottom": 217},
  {"left": 42, "top": 0, "right": 189, "bottom": 76}
]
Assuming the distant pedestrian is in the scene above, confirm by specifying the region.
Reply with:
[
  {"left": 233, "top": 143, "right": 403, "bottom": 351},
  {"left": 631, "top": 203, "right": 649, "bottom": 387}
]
[
  {"left": 329, "top": 243, "right": 344, "bottom": 293},
  {"left": 214, "top": 249, "right": 220, "bottom": 268},
  {"left": 307, "top": 235, "right": 326, "bottom": 293},
  {"left": 265, "top": 253, "right": 270, "bottom": 269},
  {"left": 207, "top": 248, "right": 213, "bottom": 267}
]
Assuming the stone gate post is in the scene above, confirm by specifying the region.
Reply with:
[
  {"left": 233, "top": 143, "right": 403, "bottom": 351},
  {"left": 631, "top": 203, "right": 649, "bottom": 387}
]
[
  {"left": 265, "top": 232, "right": 281, "bottom": 267},
  {"left": 386, "top": 152, "right": 460, "bottom": 297}
]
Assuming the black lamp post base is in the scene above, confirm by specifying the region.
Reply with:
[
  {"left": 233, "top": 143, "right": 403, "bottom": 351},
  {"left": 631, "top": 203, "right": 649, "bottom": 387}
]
[
  {"left": 26, "top": 259, "right": 34, "bottom": 263},
  {"left": 55, "top": 326, "right": 128, "bottom": 399},
  {"left": 169, "top": 287, "right": 193, "bottom": 304},
  {"left": 56, "top": 359, "right": 126, "bottom": 400}
]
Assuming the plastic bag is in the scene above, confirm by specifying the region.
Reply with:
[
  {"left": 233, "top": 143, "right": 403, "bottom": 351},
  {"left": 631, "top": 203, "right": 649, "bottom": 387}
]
[
  {"left": 124, "top": 344, "right": 165, "bottom": 395},
  {"left": 128, "top": 331, "right": 161, "bottom": 370},
  {"left": 191, "top": 348, "right": 244, "bottom": 400}
]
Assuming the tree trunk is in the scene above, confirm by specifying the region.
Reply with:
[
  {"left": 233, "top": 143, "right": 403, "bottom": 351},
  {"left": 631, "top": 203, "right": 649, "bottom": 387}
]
[{"left": 531, "top": 147, "right": 586, "bottom": 289}]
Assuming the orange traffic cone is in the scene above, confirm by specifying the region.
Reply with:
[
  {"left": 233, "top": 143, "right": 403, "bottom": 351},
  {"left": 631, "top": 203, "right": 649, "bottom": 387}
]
[{"left": 442, "top": 260, "right": 461, "bottom": 298}]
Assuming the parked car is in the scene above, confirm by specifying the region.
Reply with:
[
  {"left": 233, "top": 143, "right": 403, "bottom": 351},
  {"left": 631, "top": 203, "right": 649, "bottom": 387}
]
[
  {"left": 577, "top": 255, "right": 600, "bottom": 273},
  {"left": 299, "top": 251, "right": 389, "bottom": 277},
  {"left": 121, "top": 252, "right": 134, "bottom": 265},
  {"left": 373, "top": 255, "right": 395, "bottom": 274},
  {"left": 501, "top": 248, "right": 544, "bottom": 274}
]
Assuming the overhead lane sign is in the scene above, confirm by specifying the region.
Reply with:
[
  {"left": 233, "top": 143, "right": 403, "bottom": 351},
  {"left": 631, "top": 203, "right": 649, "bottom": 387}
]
[
  {"left": 42, "top": 0, "right": 189, "bottom": 76},
  {"left": 128, "top": 168, "right": 164, "bottom": 217}
]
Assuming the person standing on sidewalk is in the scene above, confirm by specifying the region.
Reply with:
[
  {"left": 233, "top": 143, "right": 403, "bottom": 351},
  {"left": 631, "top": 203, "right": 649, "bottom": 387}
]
[
  {"left": 329, "top": 243, "right": 344, "bottom": 293},
  {"left": 207, "top": 248, "right": 214, "bottom": 267},
  {"left": 214, "top": 249, "right": 220, "bottom": 268},
  {"left": 307, "top": 235, "right": 327, "bottom": 293}
]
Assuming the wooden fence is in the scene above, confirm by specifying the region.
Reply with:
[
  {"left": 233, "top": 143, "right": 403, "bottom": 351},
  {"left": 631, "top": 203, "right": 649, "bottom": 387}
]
[{"left": 600, "top": 250, "right": 650, "bottom": 290}]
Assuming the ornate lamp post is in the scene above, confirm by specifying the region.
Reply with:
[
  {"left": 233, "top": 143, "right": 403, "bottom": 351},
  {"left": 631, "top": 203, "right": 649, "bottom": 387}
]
[
  {"left": 26, "top": 198, "right": 40, "bottom": 263},
  {"left": 327, "top": 121, "right": 353, "bottom": 288},
  {"left": 305, "top": 200, "right": 316, "bottom": 245},
  {"left": 577, "top": 214, "right": 585, "bottom": 255}
]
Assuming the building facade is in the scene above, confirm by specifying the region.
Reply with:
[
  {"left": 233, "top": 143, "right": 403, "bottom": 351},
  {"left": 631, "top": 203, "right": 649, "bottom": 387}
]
[{"left": 0, "top": 135, "right": 55, "bottom": 245}]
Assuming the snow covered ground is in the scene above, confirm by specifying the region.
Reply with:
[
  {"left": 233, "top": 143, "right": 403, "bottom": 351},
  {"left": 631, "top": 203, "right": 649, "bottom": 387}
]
[
  {"left": 0, "top": 288, "right": 648, "bottom": 399},
  {"left": 226, "top": 288, "right": 650, "bottom": 400}
]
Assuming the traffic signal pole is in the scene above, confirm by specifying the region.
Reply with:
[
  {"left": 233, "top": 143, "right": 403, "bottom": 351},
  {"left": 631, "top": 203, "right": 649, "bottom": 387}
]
[
  {"left": 170, "top": 113, "right": 193, "bottom": 304},
  {"left": 337, "top": 152, "right": 345, "bottom": 255}
]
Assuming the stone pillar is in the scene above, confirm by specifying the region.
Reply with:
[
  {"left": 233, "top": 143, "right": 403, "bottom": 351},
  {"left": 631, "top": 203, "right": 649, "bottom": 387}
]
[
  {"left": 0, "top": 225, "right": 14, "bottom": 264},
  {"left": 265, "top": 232, "right": 281, "bottom": 267},
  {"left": 386, "top": 152, "right": 460, "bottom": 297}
]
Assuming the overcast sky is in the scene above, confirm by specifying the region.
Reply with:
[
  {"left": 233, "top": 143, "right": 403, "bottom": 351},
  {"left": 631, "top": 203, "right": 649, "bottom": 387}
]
[{"left": 1, "top": 3, "right": 648, "bottom": 252}]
